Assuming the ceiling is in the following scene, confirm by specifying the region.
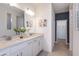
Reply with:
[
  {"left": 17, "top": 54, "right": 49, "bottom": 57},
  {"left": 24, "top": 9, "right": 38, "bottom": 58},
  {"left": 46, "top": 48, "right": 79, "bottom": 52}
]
[
  {"left": 17, "top": 3, "right": 70, "bottom": 13},
  {"left": 53, "top": 3, "right": 70, "bottom": 13},
  {"left": 30, "top": 3, "right": 70, "bottom": 13},
  {"left": 17, "top": 3, "right": 46, "bottom": 8}
]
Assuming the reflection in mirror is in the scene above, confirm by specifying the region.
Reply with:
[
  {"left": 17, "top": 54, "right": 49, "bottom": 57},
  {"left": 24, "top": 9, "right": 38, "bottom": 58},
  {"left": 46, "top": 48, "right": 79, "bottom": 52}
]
[
  {"left": 7, "top": 13, "right": 12, "bottom": 30},
  {"left": 0, "top": 3, "right": 24, "bottom": 37},
  {"left": 16, "top": 14, "right": 24, "bottom": 28}
]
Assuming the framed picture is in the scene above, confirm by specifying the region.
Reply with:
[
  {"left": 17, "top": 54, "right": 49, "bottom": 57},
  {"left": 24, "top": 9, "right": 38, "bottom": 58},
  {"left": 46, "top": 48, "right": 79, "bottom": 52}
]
[
  {"left": 43, "top": 19, "right": 47, "bottom": 27},
  {"left": 39, "top": 19, "right": 47, "bottom": 27},
  {"left": 26, "top": 20, "right": 32, "bottom": 27}
]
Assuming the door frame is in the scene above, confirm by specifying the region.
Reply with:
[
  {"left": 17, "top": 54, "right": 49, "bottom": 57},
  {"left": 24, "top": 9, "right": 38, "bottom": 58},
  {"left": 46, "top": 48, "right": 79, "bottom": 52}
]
[{"left": 55, "top": 19, "right": 69, "bottom": 44}]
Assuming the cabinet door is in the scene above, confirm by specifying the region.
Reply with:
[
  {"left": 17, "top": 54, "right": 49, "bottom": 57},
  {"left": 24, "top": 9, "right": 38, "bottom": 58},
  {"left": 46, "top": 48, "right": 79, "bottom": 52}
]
[
  {"left": 20, "top": 45, "right": 33, "bottom": 56},
  {"left": 9, "top": 44, "right": 22, "bottom": 56},
  {"left": 0, "top": 52, "right": 9, "bottom": 56},
  {"left": 19, "top": 41, "right": 33, "bottom": 56},
  {"left": 39, "top": 36, "right": 43, "bottom": 51},
  {"left": 0, "top": 49, "right": 10, "bottom": 56},
  {"left": 32, "top": 39, "right": 40, "bottom": 56},
  {"left": 9, "top": 47, "right": 20, "bottom": 56},
  {"left": 9, "top": 50, "right": 20, "bottom": 56}
]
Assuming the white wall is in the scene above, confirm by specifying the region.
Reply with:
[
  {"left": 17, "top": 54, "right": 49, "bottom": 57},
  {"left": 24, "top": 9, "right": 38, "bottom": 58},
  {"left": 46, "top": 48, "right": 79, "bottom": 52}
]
[
  {"left": 69, "top": 4, "right": 73, "bottom": 51},
  {"left": 0, "top": 4, "right": 23, "bottom": 37},
  {"left": 51, "top": 4, "right": 55, "bottom": 51},
  {"left": 69, "top": 3, "right": 79, "bottom": 56},
  {"left": 72, "top": 4, "right": 79, "bottom": 56},
  {"left": 35, "top": 4, "right": 55, "bottom": 52}
]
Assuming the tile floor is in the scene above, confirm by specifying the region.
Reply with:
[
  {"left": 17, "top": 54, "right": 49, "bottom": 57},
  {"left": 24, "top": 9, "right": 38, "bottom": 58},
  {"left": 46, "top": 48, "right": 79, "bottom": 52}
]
[{"left": 38, "top": 39, "right": 72, "bottom": 56}]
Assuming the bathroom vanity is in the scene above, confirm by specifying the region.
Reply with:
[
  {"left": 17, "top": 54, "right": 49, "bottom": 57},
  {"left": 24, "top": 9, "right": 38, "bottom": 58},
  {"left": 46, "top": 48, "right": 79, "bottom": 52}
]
[{"left": 0, "top": 34, "right": 43, "bottom": 56}]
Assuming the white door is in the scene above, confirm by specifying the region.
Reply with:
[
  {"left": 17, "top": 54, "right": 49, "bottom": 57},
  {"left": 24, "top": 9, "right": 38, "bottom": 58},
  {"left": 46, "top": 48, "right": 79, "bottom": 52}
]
[{"left": 57, "top": 20, "right": 67, "bottom": 40}]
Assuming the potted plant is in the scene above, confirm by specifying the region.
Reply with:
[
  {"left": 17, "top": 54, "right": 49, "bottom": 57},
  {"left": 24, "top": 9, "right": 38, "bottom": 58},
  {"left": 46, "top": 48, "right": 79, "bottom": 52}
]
[
  {"left": 14, "top": 28, "right": 20, "bottom": 35},
  {"left": 14, "top": 27, "right": 26, "bottom": 39},
  {"left": 20, "top": 27, "right": 26, "bottom": 38}
]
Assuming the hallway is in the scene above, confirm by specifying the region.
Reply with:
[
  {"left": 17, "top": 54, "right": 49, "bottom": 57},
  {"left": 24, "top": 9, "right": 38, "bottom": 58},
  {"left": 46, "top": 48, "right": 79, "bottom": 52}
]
[
  {"left": 39, "top": 39, "right": 71, "bottom": 56},
  {"left": 48, "top": 39, "right": 71, "bottom": 56}
]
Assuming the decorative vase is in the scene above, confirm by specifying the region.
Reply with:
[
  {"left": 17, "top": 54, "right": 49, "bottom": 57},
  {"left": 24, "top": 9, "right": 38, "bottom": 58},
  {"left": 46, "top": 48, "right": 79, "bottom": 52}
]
[{"left": 20, "top": 32, "right": 23, "bottom": 39}]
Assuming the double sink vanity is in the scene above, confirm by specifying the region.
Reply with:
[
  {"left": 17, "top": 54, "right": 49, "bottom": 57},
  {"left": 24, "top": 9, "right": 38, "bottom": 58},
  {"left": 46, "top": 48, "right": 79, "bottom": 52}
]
[
  {"left": 0, "top": 4, "right": 45, "bottom": 56},
  {"left": 0, "top": 33, "right": 44, "bottom": 56}
]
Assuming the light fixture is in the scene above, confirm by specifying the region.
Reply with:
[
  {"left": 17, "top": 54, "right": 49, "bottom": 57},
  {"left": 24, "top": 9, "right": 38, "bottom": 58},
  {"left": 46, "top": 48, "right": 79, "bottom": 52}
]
[
  {"left": 9, "top": 3, "right": 17, "bottom": 6},
  {"left": 25, "top": 8, "right": 35, "bottom": 16}
]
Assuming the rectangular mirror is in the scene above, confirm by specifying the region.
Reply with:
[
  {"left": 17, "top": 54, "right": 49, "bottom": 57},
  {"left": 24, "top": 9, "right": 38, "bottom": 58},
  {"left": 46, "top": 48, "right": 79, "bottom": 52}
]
[{"left": 0, "top": 3, "right": 24, "bottom": 36}]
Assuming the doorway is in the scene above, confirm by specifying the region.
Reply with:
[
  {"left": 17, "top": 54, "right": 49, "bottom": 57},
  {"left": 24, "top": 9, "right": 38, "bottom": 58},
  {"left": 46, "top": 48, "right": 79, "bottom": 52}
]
[
  {"left": 52, "top": 19, "right": 70, "bottom": 56},
  {"left": 52, "top": 12, "right": 70, "bottom": 56},
  {"left": 55, "top": 12, "right": 69, "bottom": 44},
  {"left": 56, "top": 20, "right": 67, "bottom": 44}
]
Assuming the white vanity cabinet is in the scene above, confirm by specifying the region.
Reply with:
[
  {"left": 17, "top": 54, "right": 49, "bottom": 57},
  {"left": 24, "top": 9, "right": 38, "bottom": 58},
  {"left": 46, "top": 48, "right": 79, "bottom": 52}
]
[
  {"left": 9, "top": 43, "right": 24, "bottom": 56},
  {"left": 9, "top": 49, "right": 20, "bottom": 56},
  {"left": 19, "top": 45, "right": 31, "bottom": 56},
  {"left": 32, "top": 38, "right": 40, "bottom": 56},
  {"left": 22, "top": 36, "right": 43, "bottom": 56},
  {"left": 0, "top": 35, "right": 43, "bottom": 56},
  {"left": 19, "top": 40, "right": 33, "bottom": 56},
  {"left": 33, "top": 36, "right": 43, "bottom": 56},
  {"left": 0, "top": 49, "right": 10, "bottom": 56},
  {"left": 39, "top": 36, "right": 43, "bottom": 51}
]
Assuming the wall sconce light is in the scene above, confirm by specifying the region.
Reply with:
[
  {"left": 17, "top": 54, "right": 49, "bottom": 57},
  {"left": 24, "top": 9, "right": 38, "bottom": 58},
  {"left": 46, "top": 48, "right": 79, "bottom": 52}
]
[
  {"left": 25, "top": 8, "right": 35, "bottom": 16},
  {"left": 9, "top": 3, "right": 17, "bottom": 6}
]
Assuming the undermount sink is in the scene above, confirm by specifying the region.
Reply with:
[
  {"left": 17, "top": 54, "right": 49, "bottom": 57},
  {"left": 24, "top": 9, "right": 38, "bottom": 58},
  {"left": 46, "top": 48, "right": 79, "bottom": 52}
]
[{"left": 0, "top": 36, "right": 11, "bottom": 41}]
